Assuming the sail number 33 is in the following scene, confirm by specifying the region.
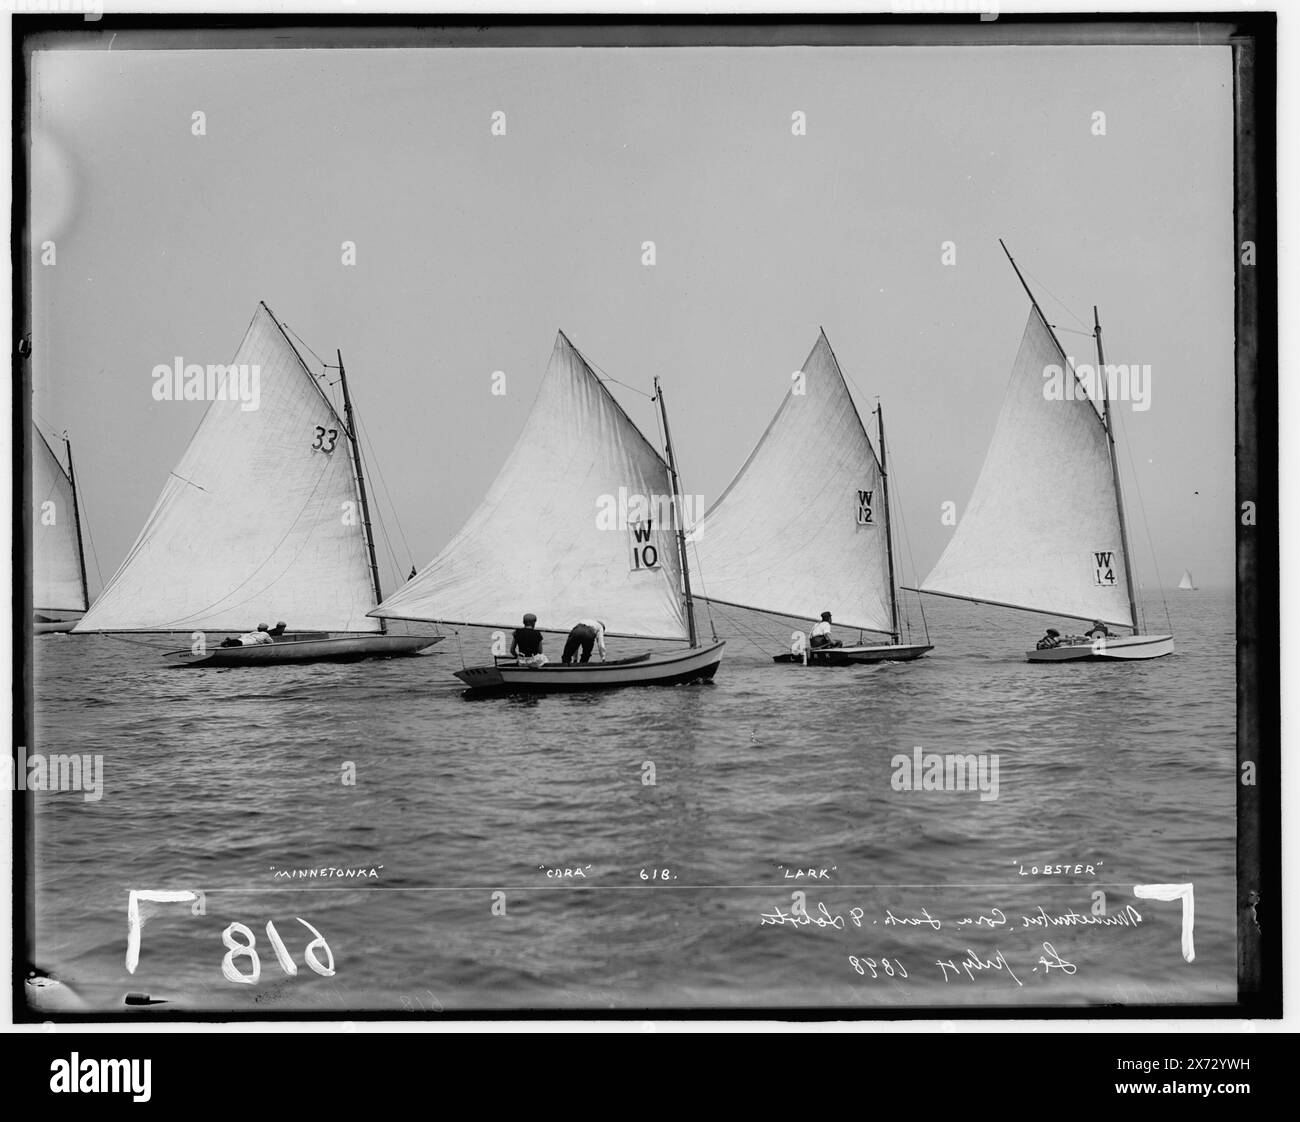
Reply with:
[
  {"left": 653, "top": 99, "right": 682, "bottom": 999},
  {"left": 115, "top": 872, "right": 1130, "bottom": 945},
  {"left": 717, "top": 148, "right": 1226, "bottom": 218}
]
[{"left": 312, "top": 426, "right": 339, "bottom": 454}]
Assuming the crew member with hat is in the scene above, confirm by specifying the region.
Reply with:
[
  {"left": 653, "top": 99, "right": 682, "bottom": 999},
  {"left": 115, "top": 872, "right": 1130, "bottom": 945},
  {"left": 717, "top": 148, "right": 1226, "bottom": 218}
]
[{"left": 809, "top": 610, "right": 843, "bottom": 650}]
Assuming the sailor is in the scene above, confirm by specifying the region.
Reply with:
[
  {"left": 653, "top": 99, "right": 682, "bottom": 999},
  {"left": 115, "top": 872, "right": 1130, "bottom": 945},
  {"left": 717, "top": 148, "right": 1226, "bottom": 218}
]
[
  {"left": 269, "top": 621, "right": 288, "bottom": 639},
  {"left": 221, "top": 622, "right": 274, "bottom": 648},
  {"left": 1085, "top": 620, "right": 1112, "bottom": 640},
  {"left": 562, "top": 618, "right": 607, "bottom": 664},
  {"left": 1036, "top": 628, "right": 1062, "bottom": 650},
  {"left": 809, "top": 610, "right": 843, "bottom": 650},
  {"left": 510, "top": 613, "right": 545, "bottom": 661}
]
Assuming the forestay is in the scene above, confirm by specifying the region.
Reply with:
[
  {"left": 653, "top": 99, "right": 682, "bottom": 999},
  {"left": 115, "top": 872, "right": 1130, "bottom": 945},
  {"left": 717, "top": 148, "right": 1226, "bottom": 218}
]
[
  {"left": 74, "top": 304, "right": 381, "bottom": 633},
  {"left": 372, "top": 332, "right": 687, "bottom": 639},
  {"left": 921, "top": 308, "right": 1134, "bottom": 627},
  {"left": 689, "top": 331, "right": 895, "bottom": 635},
  {"left": 33, "top": 427, "right": 87, "bottom": 613}
]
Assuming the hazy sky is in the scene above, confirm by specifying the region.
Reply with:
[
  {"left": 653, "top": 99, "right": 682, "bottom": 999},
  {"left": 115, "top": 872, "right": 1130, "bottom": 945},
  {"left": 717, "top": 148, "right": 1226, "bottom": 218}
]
[{"left": 30, "top": 41, "right": 1234, "bottom": 600}]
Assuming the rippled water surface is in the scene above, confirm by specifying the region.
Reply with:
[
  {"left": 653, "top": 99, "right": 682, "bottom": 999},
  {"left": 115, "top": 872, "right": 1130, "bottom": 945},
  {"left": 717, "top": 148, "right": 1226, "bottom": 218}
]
[{"left": 27, "top": 592, "right": 1236, "bottom": 1014}]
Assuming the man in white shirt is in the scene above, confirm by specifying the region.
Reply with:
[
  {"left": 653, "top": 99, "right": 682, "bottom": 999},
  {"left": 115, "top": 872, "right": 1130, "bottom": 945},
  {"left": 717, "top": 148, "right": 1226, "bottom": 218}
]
[
  {"left": 222, "top": 622, "right": 275, "bottom": 647},
  {"left": 562, "top": 618, "right": 607, "bottom": 664},
  {"left": 809, "top": 610, "right": 843, "bottom": 650}
]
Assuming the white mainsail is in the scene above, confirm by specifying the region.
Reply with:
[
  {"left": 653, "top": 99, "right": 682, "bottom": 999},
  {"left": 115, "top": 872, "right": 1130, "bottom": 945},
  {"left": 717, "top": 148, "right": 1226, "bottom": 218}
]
[
  {"left": 921, "top": 307, "right": 1134, "bottom": 628},
  {"left": 1178, "top": 569, "right": 1196, "bottom": 590},
  {"left": 74, "top": 303, "right": 381, "bottom": 633},
  {"left": 372, "top": 331, "right": 687, "bottom": 639},
  {"left": 33, "top": 427, "right": 88, "bottom": 614},
  {"left": 690, "top": 331, "right": 895, "bottom": 635}
]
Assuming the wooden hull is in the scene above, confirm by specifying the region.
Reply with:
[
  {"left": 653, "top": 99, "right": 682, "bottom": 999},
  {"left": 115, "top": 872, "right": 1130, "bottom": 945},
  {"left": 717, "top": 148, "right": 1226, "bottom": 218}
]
[
  {"left": 170, "top": 634, "right": 442, "bottom": 667},
  {"left": 774, "top": 643, "right": 933, "bottom": 666},
  {"left": 35, "top": 619, "right": 79, "bottom": 635},
  {"left": 1025, "top": 634, "right": 1174, "bottom": 662},
  {"left": 456, "top": 640, "right": 726, "bottom": 693}
]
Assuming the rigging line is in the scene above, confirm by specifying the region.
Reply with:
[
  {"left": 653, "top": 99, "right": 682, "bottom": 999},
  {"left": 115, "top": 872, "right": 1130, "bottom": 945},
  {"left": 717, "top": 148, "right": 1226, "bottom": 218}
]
[
  {"left": 1020, "top": 264, "right": 1091, "bottom": 332},
  {"left": 879, "top": 424, "right": 930, "bottom": 645},
  {"left": 82, "top": 504, "right": 105, "bottom": 587},
  {"left": 571, "top": 341, "right": 655, "bottom": 401},
  {"left": 706, "top": 602, "right": 778, "bottom": 657},
  {"left": 843, "top": 372, "right": 926, "bottom": 642},
  {"left": 651, "top": 382, "right": 716, "bottom": 641},
  {"left": 286, "top": 338, "right": 402, "bottom": 594},
  {"left": 101, "top": 632, "right": 177, "bottom": 652},
  {"left": 837, "top": 366, "right": 884, "bottom": 468},
  {"left": 168, "top": 472, "right": 209, "bottom": 493},
  {"left": 357, "top": 413, "right": 415, "bottom": 567},
  {"left": 1115, "top": 404, "right": 1173, "bottom": 636},
  {"left": 281, "top": 322, "right": 331, "bottom": 373},
  {"left": 63, "top": 456, "right": 107, "bottom": 588},
  {"left": 153, "top": 457, "right": 340, "bottom": 628},
  {"left": 684, "top": 534, "right": 718, "bottom": 641},
  {"left": 347, "top": 414, "right": 401, "bottom": 590},
  {"left": 594, "top": 371, "right": 655, "bottom": 400},
  {"left": 369, "top": 490, "right": 402, "bottom": 593}
]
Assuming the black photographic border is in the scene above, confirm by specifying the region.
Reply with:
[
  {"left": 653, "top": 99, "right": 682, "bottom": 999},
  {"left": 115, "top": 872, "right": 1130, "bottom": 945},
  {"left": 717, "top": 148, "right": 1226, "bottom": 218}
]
[{"left": 10, "top": 10, "right": 1280, "bottom": 1023}]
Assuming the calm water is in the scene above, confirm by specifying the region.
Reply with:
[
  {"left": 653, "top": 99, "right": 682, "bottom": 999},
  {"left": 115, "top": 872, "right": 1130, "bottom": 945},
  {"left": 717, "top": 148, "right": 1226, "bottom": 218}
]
[{"left": 26, "top": 592, "right": 1236, "bottom": 1015}]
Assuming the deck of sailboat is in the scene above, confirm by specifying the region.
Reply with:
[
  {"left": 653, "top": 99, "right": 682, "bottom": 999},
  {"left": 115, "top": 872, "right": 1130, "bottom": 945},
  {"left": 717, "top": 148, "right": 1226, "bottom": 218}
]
[
  {"left": 1025, "top": 634, "right": 1174, "bottom": 662},
  {"left": 455, "top": 640, "right": 725, "bottom": 692},
  {"left": 170, "top": 633, "right": 442, "bottom": 667},
  {"left": 774, "top": 642, "right": 933, "bottom": 666}
]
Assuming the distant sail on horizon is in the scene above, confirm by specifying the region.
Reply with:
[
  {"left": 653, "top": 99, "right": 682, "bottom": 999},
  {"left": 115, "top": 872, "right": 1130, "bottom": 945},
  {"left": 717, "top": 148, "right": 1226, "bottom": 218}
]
[
  {"left": 74, "top": 304, "right": 382, "bottom": 633},
  {"left": 33, "top": 425, "right": 89, "bottom": 616},
  {"left": 920, "top": 307, "right": 1134, "bottom": 628},
  {"left": 690, "top": 330, "right": 895, "bottom": 635},
  {"left": 371, "top": 331, "right": 688, "bottom": 639},
  {"left": 1178, "top": 569, "right": 1197, "bottom": 591}
]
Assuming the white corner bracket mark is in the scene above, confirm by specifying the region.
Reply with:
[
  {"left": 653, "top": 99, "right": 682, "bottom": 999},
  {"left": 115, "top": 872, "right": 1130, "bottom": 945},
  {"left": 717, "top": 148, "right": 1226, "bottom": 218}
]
[{"left": 1133, "top": 882, "right": 1195, "bottom": 963}]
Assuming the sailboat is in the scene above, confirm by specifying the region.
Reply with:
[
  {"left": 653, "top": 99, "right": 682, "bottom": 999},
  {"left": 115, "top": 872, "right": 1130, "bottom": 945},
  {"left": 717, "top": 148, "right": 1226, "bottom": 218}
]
[
  {"left": 72, "top": 303, "right": 441, "bottom": 666},
  {"left": 690, "top": 330, "right": 931, "bottom": 666},
  {"left": 1178, "top": 569, "right": 1197, "bottom": 591},
  {"left": 918, "top": 243, "right": 1173, "bottom": 662},
  {"left": 33, "top": 425, "right": 90, "bottom": 634},
  {"left": 370, "top": 331, "right": 726, "bottom": 691}
]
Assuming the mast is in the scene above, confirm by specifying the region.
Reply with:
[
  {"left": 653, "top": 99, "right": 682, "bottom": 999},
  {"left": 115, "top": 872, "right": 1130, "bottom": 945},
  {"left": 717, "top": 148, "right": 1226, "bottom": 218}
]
[
  {"left": 654, "top": 376, "right": 698, "bottom": 647},
  {"left": 63, "top": 434, "right": 90, "bottom": 612},
  {"left": 1094, "top": 306, "right": 1142, "bottom": 635},
  {"left": 999, "top": 238, "right": 1075, "bottom": 362},
  {"left": 337, "top": 349, "right": 386, "bottom": 634},
  {"left": 875, "top": 403, "right": 901, "bottom": 644}
]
